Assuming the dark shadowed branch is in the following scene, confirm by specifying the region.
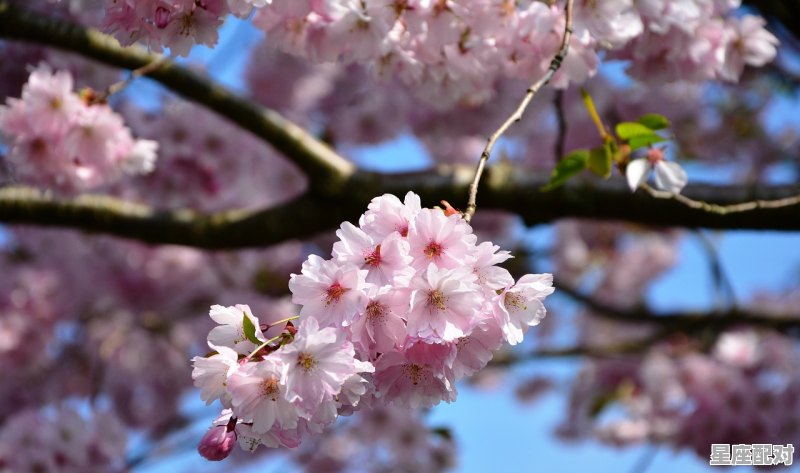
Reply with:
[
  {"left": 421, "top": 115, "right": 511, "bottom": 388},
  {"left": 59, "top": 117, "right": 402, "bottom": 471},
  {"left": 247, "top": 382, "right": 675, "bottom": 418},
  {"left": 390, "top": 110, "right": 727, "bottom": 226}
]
[{"left": 3, "top": 172, "right": 800, "bottom": 249}]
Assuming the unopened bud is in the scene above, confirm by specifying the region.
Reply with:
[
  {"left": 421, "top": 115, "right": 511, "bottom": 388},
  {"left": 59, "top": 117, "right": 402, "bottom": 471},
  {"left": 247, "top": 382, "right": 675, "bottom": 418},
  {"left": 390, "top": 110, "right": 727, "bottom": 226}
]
[
  {"left": 439, "top": 200, "right": 459, "bottom": 217},
  {"left": 646, "top": 147, "right": 665, "bottom": 165},
  {"left": 198, "top": 425, "right": 236, "bottom": 461},
  {"left": 155, "top": 6, "right": 171, "bottom": 29}
]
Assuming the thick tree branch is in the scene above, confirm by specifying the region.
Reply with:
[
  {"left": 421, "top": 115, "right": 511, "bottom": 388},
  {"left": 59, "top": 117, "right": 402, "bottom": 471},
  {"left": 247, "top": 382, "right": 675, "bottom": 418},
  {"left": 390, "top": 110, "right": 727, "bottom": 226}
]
[
  {"left": 3, "top": 172, "right": 800, "bottom": 249},
  {"left": 0, "top": 186, "right": 352, "bottom": 249},
  {"left": 0, "top": 1, "right": 355, "bottom": 192}
]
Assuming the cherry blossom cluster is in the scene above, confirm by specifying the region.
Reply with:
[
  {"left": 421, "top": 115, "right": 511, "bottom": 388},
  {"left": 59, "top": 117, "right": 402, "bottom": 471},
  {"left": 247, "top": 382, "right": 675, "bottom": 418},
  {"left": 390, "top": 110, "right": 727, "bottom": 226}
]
[
  {"left": 0, "top": 64, "right": 157, "bottom": 194},
  {"left": 248, "top": 0, "right": 777, "bottom": 107},
  {"left": 561, "top": 329, "right": 800, "bottom": 458},
  {"left": 117, "top": 98, "right": 306, "bottom": 211},
  {"left": 101, "top": 0, "right": 261, "bottom": 57},
  {"left": 192, "top": 192, "right": 554, "bottom": 458},
  {"left": 46, "top": 0, "right": 778, "bottom": 108},
  {"left": 0, "top": 406, "right": 127, "bottom": 473}
]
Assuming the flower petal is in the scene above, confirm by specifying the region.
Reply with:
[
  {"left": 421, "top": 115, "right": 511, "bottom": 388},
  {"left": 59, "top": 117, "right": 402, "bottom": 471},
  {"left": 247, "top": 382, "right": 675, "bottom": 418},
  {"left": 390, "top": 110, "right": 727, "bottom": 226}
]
[
  {"left": 654, "top": 161, "right": 688, "bottom": 193},
  {"left": 625, "top": 158, "right": 650, "bottom": 192}
]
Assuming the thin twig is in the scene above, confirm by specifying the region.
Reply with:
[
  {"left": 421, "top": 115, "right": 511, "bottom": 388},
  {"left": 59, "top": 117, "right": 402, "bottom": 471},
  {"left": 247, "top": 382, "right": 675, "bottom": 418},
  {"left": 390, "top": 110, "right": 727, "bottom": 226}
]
[
  {"left": 96, "top": 54, "right": 173, "bottom": 102},
  {"left": 552, "top": 277, "right": 800, "bottom": 333},
  {"left": 463, "top": 0, "right": 574, "bottom": 222},
  {"left": 693, "top": 230, "right": 737, "bottom": 310},
  {"left": 553, "top": 89, "right": 567, "bottom": 162},
  {"left": 641, "top": 183, "right": 800, "bottom": 215}
]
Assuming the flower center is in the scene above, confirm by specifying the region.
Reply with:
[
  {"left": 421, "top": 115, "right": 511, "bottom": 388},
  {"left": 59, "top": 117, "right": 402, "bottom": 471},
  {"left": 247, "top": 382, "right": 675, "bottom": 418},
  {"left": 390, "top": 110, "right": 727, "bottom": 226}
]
[
  {"left": 427, "top": 290, "right": 447, "bottom": 311},
  {"left": 325, "top": 283, "right": 348, "bottom": 305},
  {"left": 504, "top": 292, "right": 526, "bottom": 313},
  {"left": 364, "top": 244, "right": 382, "bottom": 267},
  {"left": 261, "top": 376, "right": 280, "bottom": 401},
  {"left": 424, "top": 242, "right": 443, "bottom": 259},
  {"left": 298, "top": 352, "right": 316, "bottom": 372},
  {"left": 404, "top": 364, "right": 423, "bottom": 385},
  {"left": 366, "top": 300, "right": 386, "bottom": 321}
]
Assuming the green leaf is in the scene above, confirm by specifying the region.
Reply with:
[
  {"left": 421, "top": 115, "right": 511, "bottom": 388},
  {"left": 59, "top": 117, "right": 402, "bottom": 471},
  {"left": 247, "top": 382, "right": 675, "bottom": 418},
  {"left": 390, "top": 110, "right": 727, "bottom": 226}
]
[
  {"left": 637, "top": 113, "right": 671, "bottom": 130},
  {"left": 588, "top": 146, "right": 612, "bottom": 178},
  {"left": 628, "top": 133, "right": 667, "bottom": 150},
  {"left": 242, "top": 313, "right": 261, "bottom": 345},
  {"left": 615, "top": 122, "right": 654, "bottom": 140},
  {"left": 542, "top": 150, "right": 589, "bottom": 190}
]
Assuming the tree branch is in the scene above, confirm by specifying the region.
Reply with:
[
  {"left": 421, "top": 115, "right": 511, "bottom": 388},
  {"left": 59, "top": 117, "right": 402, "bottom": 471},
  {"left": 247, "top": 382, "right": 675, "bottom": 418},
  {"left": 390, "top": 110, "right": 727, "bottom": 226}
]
[
  {"left": 0, "top": 1, "right": 355, "bottom": 192},
  {"left": 464, "top": 0, "right": 574, "bottom": 222},
  {"left": 3, "top": 172, "right": 800, "bottom": 248},
  {"left": 553, "top": 277, "right": 800, "bottom": 334},
  {"left": 0, "top": 186, "right": 352, "bottom": 249}
]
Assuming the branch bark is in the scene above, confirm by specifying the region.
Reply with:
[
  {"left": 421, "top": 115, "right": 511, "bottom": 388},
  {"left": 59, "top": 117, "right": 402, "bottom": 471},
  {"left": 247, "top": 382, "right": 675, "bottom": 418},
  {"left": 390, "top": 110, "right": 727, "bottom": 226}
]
[
  {"left": 2, "top": 172, "right": 800, "bottom": 249},
  {"left": 0, "top": 1, "right": 355, "bottom": 193},
  {"left": 553, "top": 277, "right": 800, "bottom": 334}
]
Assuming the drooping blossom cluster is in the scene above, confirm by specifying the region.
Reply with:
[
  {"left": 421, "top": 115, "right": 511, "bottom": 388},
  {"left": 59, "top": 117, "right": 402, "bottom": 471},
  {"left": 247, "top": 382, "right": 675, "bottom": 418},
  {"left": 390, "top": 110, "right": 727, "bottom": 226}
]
[
  {"left": 0, "top": 64, "right": 157, "bottom": 194},
  {"left": 101, "top": 0, "right": 260, "bottom": 57},
  {"left": 192, "top": 192, "right": 554, "bottom": 458},
  {"left": 44, "top": 0, "right": 777, "bottom": 107},
  {"left": 0, "top": 406, "right": 127, "bottom": 473},
  {"left": 251, "top": 0, "right": 778, "bottom": 107}
]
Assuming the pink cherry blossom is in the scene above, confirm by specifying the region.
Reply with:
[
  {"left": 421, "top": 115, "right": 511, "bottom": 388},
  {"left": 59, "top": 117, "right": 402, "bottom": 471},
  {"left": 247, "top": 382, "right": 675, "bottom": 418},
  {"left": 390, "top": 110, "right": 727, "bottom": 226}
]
[
  {"left": 227, "top": 357, "right": 299, "bottom": 433},
  {"left": 191, "top": 344, "right": 239, "bottom": 406},
  {"left": 407, "top": 264, "right": 482, "bottom": 342},
  {"left": 348, "top": 285, "right": 410, "bottom": 359},
  {"left": 197, "top": 424, "right": 237, "bottom": 461},
  {"left": 288, "top": 255, "right": 368, "bottom": 327},
  {"left": 207, "top": 304, "right": 265, "bottom": 355},
  {"left": 373, "top": 348, "right": 456, "bottom": 409},
  {"left": 494, "top": 274, "right": 555, "bottom": 345},
  {"left": 407, "top": 208, "right": 477, "bottom": 270},
  {"left": 274, "top": 317, "right": 361, "bottom": 411},
  {"left": 360, "top": 191, "right": 421, "bottom": 240},
  {"left": 332, "top": 222, "right": 414, "bottom": 286}
]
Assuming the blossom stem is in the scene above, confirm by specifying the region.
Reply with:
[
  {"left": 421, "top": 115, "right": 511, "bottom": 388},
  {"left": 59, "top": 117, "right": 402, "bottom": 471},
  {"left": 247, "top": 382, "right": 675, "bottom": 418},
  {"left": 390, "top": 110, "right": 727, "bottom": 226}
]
[
  {"left": 247, "top": 333, "right": 289, "bottom": 359},
  {"left": 463, "top": 0, "right": 574, "bottom": 223},
  {"left": 266, "top": 315, "right": 300, "bottom": 328}
]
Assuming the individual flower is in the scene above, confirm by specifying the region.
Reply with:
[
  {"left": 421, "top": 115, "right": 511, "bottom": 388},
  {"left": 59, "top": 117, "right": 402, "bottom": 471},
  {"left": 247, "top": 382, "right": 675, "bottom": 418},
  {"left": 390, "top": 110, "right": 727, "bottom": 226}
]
[
  {"left": 407, "top": 264, "right": 481, "bottom": 341},
  {"left": 373, "top": 342, "right": 456, "bottom": 409},
  {"left": 348, "top": 285, "right": 410, "bottom": 359},
  {"left": 332, "top": 222, "right": 414, "bottom": 286},
  {"left": 406, "top": 208, "right": 477, "bottom": 270},
  {"left": 191, "top": 344, "right": 239, "bottom": 406},
  {"left": 494, "top": 273, "right": 554, "bottom": 345},
  {"left": 227, "top": 358, "right": 299, "bottom": 433},
  {"left": 468, "top": 241, "right": 514, "bottom": 294},
  {"left": 288, "top": 255, "right": 368, "bottom": 327},
  {"left": 274, "top": 317, "right": 361, "bottom": 411},
  {"left": 207, "top": 304, "right": 265, "bottom": 355},
  {"left": 626, "top": 147, "right": 688, "bottom": 193},
  {"left": 360, "top": 191, "right": 421, "bottom": 240},
  {"left": 721, "top": 15, "right": 779, "bottom": 82}
]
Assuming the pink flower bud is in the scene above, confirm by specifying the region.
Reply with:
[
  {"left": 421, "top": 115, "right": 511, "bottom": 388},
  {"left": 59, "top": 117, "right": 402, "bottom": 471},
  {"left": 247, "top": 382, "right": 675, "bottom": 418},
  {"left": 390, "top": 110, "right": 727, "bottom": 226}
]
[
  {"left": 154, "top": 7, "right": 171, "bottom": 29},
  {"left": 197, "top": 425, "right": 236, "bottom": 461},
  {"left": 646, "top": 147, "right": 665, "bottom": 165}
]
